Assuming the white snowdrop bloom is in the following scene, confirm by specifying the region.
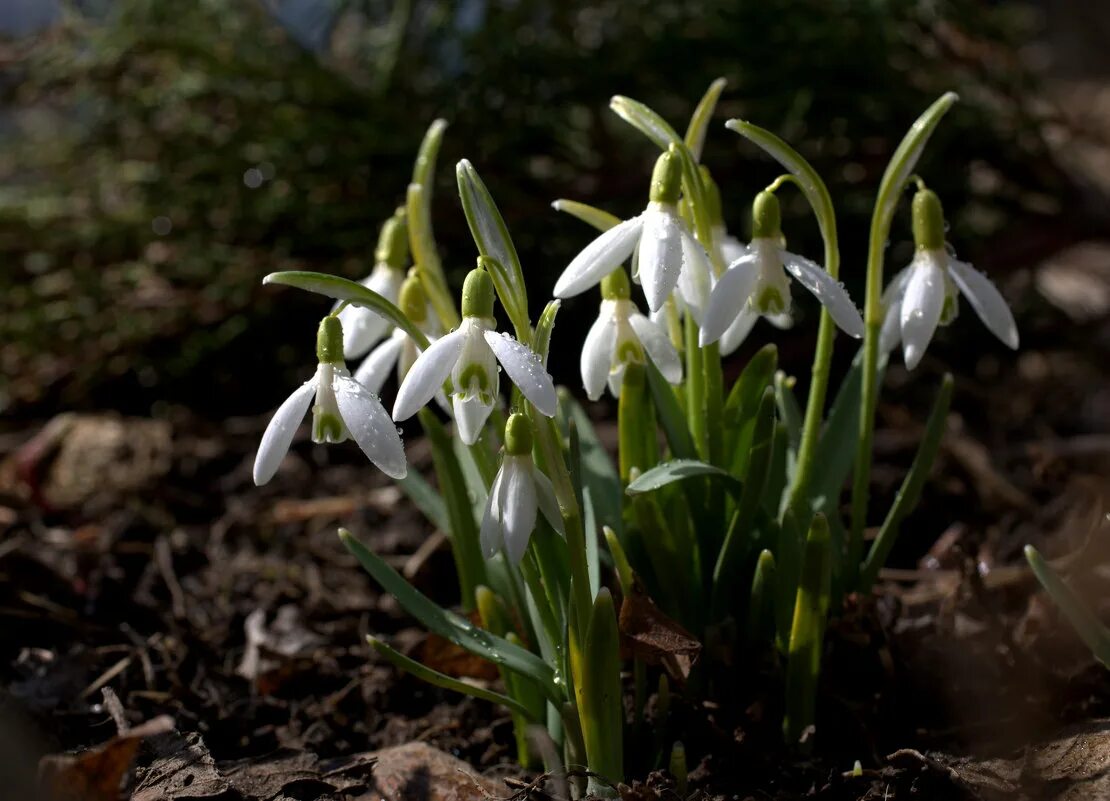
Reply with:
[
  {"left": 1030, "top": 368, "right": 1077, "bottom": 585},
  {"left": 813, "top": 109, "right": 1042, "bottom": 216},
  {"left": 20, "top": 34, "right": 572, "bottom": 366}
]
[
  {"left": 253, "top": 316, "right": 407, "bottom": 485},
  {"left": 553, "top": 148, "right": 711, "bottom": 314},
  {"left": 352, "top": 273, "right": 447, "bottom": 412},
  {"left": 581, "top": 268, "right": 682, "bottom": 400},
  {"left": 481, "top": 414, "right": 565, "bottom": 564},
  {"left": 881, "top": 188, "right": 1019, "bottom": 370},
  {"left": 701, "top": 190, "right": 863, "bottom": 348},
  {"left": 337, "top": 210, "right": 409, "bottom": 359},
  {"left": 392, "top": 268, "right": 557, "bottom": 445}
]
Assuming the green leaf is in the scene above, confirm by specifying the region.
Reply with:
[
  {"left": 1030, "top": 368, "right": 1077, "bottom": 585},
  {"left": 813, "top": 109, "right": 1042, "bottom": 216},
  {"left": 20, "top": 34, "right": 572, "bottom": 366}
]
[
  {"left": 406, "top": 119, "right": 458, "bottom": 328},
  {"left": 560, "top": 391, "right": 622, "bottom": 538},
  {"left": 783, "top": 514, "right": 831, "bottom": 751},
  {"left": 456, "top": 160, "right": 530, "bottom": 337},
  {"left": 723, "top": 344, "right": 777, "bottom": 479},
  {"left": 395, "top": 469, "right": 449, "bottom": 533},
  {"left": 774, "top": 371, "right": 803, "bottom": 486},
  {"left": 859, "top": 374, "right": 953, "bottom": 591},
  {"left": 534, "top": 300, "right": 561, "bottom": 369},
  {"left": 609, "top": 95, "right": 682, "bottom": 151},
  {"left": 1024, "top": 545, "right": 1110, "bottom": 668},
  {"left": 263, "top": 271, "right": 429, "bottom": 349},
  {"left": 578, "top": 588, "right": 624, "bottom": 791},
  {"left": 368, "top": 635, "right": 538, "bottom": 721},
  {"left": 626, "top": 459, "right": 740, "bottom": 496},
  {"left": 645, "top": 359, "right": 697, "bottom": 461},
  {"left": 340, "top": 528, "right": 561, "bottom": 702},
  {"left": 552, "top": 199, "right": 621, "bottom": 232},
  {"left": 684, "top": 77, "right": 727, "bottom": 162}
]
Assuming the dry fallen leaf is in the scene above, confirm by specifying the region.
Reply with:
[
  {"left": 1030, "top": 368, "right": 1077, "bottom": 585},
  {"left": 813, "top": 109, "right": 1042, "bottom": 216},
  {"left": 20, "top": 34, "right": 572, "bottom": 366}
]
[{"left": 618, "top": 578, "right": 702, "bottom": 681}]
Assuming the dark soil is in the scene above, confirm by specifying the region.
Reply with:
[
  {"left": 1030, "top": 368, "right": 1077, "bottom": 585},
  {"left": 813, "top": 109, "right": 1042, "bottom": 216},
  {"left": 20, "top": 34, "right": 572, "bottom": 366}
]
[{"left": 2, "top": 251, "right": 1110, "bottom": 800}]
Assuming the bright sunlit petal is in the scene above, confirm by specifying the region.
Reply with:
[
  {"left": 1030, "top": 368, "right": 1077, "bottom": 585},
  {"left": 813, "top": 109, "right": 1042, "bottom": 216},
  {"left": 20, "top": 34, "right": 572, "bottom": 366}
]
[
  {"left": 483, "top": 330, "right": 557, "bottom": 416},
  {"left": 700, "top": 254, "right": 758, "bottom": 346},
  {"left": 637, "top": 204, "right": 685, "bottom": 313},
  {"left": 353, "top": 332, "right": 405, "bottom": 395},
  {"left": 782, "top": 252, "right": 864, "bottom": 338},
  {"left": 392, "top": 328, "right": 465, "bottom": 421},
  {"left": 553, "top": 215, "right": 644, "bottom": 298},
  {"left": 253, "top": 377, "right": 317, "bottom": 486},
  {"left": 333, "top": 374, "right": 407, "bottom": 479},
  {"left": 900, "top": 252, "right": 946, "bottom": 370},
  {"left": 947, "top": 258, "right": 1019, "bottom": 349}
]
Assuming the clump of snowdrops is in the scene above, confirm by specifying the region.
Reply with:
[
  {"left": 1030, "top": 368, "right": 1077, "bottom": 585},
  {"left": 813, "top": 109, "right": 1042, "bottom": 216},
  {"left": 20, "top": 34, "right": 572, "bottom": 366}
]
[{"left": 253, "top": 81, "right": 1018, "bottom": 796}]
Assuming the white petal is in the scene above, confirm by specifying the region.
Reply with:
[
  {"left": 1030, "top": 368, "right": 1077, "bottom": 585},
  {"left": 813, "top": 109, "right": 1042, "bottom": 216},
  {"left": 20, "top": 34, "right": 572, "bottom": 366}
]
[
  {"left": 553, "top": 215, "right": 644, "bottom": 298},
  {"left": 700, "top": 254, "right": 758, "bottom": 346},
  {"left": 333, "top": 374, "right": 407, "bottom": 479},
  {"left": 767, "top": 312, "right": 794, "bottom": 330},
  {"left": 501, "top": 458, "right": 537, "bottom": 564},
  {"left": 718, "top": 307, "right": 759, "bottom": 356},
  {"left": 453, "top": 393, "right": 494, "bottom": 445},
  {"left": 676, "top": 230, "right": 712, "bottom": 324},
  {"left": 783, "top": 252, "right": 864, "bottom": 338},
  {"left": 900, "top": 253, "right": 946, "bottom": 370},
  {"left": 479, "top": 468, "right": 506, "bottom": 559},
  {"left": 392, "top": 328, "right": 465, "bottom": 421},
  {"left": 877, "top": 268, "right": 909, "bottom": 354},
  {"left": 352, "top": 333, "right": 404, "bottom": 395},
  {"left": 533, "top": 467, "right": 565, "bottom": 536},
  {"left": 629, "top": 313, "right": 682, "bottom": 384},
  {"left": 947, "top": 258, "right": 1019, "bottom": 349},
  {"left": 484, "top": 330, "right": 557, "bottom": 417},
  {"left": 719, "top": 233, "right": 748, "bottom": 265},
  {"left": 253, "top": 378, "right": 317, "bottom": 485},
  {"left": 637, "top": 205, "right": 685, "bottom": 313},
  {"left": 339, "top": 268, "right": 402, "bottom": 358},
  {"left": 581, "top": 306, "right": 617, "bottom": 401}
]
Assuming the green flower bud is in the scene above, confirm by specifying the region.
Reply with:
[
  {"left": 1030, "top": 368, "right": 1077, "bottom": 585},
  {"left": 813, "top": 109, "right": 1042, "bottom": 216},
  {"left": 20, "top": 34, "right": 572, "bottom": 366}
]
[
  {"left": 316, "top": 315, "right": 344, "bottom": 364},
  {"left": 751, "top": 190, "right": 782, "bottom": 240},
  {"left": 912, "top": 188, "right": 946, "bottom": 252},
  {"left": 649, "top": 147, "right": 682, "bottom": 205},
  {"left": 399, "top": 271, "right": 427, "bottom": 323},
  {"left": 461, "top": 263, "right": 496, "bottom": 319},
  {"left": 504, "top": 412, "right": 533, "bottom": 456},
  {"left": 375, "top": 208, "right": 410, "bottom": 269},
  {"left": 600, "top": 267, "right": 631, "bottom": 301}
]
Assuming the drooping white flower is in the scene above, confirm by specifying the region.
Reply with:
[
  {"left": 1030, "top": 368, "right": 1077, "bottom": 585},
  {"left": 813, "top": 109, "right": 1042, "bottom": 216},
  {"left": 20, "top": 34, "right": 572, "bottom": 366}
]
[
  {"left": 881, "top": 188, "right": 1019, "bottom": 369},
  {"left": 352, "top": 272, "right": 447, "bottom": 411},
  {"left": 253, "top": 316, "right": 406, "bottom": 485},
  {"left": 392, "top": 268, "right": 557, "bottom": 444},
  {"left": 581, "top": 268, "right": 682, "bottom": 400},
  {"left": 553, "top": 148, "right": 711, "bottom": 315},
  {"left": 700, "top": 190, "right": 863, "bottom": 349},
  {"left": 480, "top": 413, "right": 565, "bottom": 563},
  {"left": 337, "top": 210, "right": 409, "bottom": 359}
]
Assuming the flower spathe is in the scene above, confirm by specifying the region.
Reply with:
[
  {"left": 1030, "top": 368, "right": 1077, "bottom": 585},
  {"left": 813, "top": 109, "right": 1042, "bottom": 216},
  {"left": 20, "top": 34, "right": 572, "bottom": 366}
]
[
  {"left": 392, "top": 268, "right": 557, "bottom": 445},
  {"left": 553, "top": 149, "right": 711, "bottom": 315},
  {"left": 582, "top": 269, "right": 682, "bottom": 400},
  {"left": 253, "top": 317, "right": 407, "bottom": 485},
  {"left": 880, "top": 188, "right": 1019, "bottom": 370},
  {"left": 700, "top": 191, "right": 864, "bottom": 349},
  {"left": 480, "top": 414, "right": 565, "bottom": 564}
]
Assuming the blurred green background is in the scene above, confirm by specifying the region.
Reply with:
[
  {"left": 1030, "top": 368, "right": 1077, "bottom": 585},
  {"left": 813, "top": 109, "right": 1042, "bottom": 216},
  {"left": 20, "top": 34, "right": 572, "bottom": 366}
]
[{"left": 0, "top": 0, "right": 1101, "bottom": 419}]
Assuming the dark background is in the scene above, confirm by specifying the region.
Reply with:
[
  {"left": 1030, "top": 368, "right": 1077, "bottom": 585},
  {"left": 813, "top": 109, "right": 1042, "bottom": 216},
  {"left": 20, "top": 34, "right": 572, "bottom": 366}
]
[{"left": 0, "top": 0, "right": 1106, "bottom": 422}]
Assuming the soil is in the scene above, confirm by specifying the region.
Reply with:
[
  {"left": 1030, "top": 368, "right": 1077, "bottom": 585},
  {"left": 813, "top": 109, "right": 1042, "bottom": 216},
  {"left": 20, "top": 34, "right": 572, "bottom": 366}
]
[{"left": 3, "top": 245, "right": 1110, "bottom": 800}]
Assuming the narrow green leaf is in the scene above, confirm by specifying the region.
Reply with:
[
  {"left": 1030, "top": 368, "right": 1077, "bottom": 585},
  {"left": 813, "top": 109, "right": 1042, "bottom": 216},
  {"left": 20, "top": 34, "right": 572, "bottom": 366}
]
[
  {"left": 368, "top": 635, "right": 537, "bottom": 721},
  {"left": 552, "top": 199, "right": 621, "bottom": 232},
  {"left": 1025, "top": 545, "right": 1110, "bottom": 668},
  {"left": 412, "top": 118, "right": 448, "bottom": 187},
  {"left": 395, "top": 469, "right": 449, "bottom": 533},
  {"left": 627, "top": 459, "right": 740, "bottom": 496},
  {"left": 341, "top": 529, "right": 560, "bottom": 701},
  {"left": 859, "top": 374, "right": 953, "bottom": 591},
  {"left": 684, "top": 77, "right": 727, "bottom": 162},
  {"left": 534, "top": 300, "right": 561, "bottom": 369},
  {"left": 560, "top": 391, "right": 622, "bottom": 538},
  {"left": 747, "top": 549, "right": 777, "bottom": 646},
  {"left": 645, "top": 359, "right": 697, "bottom": 461},
  {"left": 774, "top": 371, "right": 803, "bottom": 488},
  {"left": 579, "top": 588, "right": 624, "bottom": 791},
  {"left": 456, "top": 160, "right": 530, "bottom": 337},
  {"left": 264, "top": 271, "right": 429, "bottom": 349},
  {"left": 783, "top": 514, "right": 831, "bottom": 751},
  {"left": 723, "top": 344, "right": 777, "bottom": 478},
  {"left": 407, "top": 119, "right": 458, "bottom": 328},
  {"left": 603, "top": 526, "right": 633, "bottom": 596},
  {"left": 609, "top": 95, "right": 681, "bottom": 150}
]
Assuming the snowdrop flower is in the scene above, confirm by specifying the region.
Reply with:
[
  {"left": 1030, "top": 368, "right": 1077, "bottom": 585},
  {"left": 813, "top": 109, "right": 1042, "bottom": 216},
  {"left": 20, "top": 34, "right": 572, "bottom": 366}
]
[
  {"left": 392, "top": 267, "right": 557, "bottom": 445},
  {"left": 700, "top": 190, "right": 864, "bottom": 348},
  {"left": 336, "top": 209, "right": 409, "bottom": 359},
  {"left": 253, "top": 316, "right": 407, "bottom": 485},
  {"left": 582, "top": 268, "right": 682, "bottom": 400},
  {"left": 353, "top": 272, "right": 444, "bottom": 410},
  {"left": 553, "top": 147, "right": 711, "bottom": 315},
  {"left": 882, "top": 188, "right": 1019, "bottom": 369},
  {"left": 481, "top": 414, "right": 564, "bottom": 563}
]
